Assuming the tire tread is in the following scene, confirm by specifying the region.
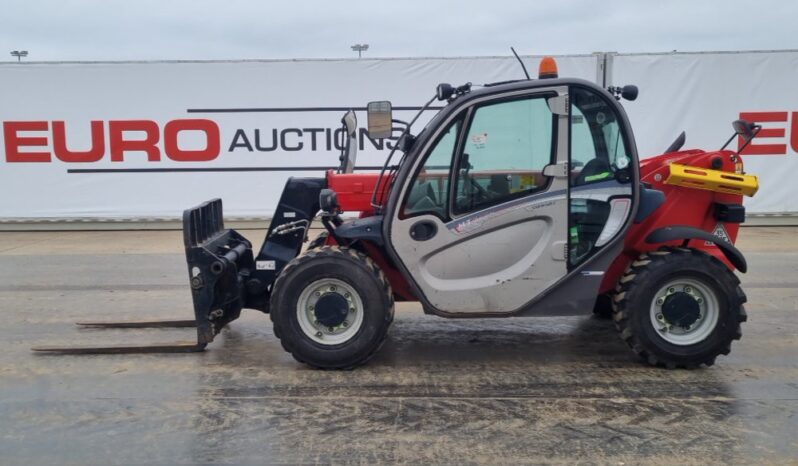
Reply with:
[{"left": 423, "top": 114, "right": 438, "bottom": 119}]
[
  {"left": 612, "top": 247, "right": 747, "bottom": 369},
  {"left": 270, "top": 245, "right": 394, "bottom": 370}
]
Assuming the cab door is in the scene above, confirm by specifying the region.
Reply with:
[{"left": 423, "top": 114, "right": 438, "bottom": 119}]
[
  {"left": 566, "top": 86, "right": 636, "bottom": 270},
  {"left": 387, "top": 87, "right": 570, "bottom": 315}
]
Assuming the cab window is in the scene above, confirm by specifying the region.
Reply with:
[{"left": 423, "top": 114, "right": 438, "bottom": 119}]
[
  {"left": 568, "top": 86, "right": 633, "bottom": 266},
  {"left": 401, "top": 118, "right": 462, "bottom": 219},
  {"left": 452, "top": 95, "right": 556, "bottom": 215},
  {"left": 570, "top": 88, "right": 630, "bottom": 186}
]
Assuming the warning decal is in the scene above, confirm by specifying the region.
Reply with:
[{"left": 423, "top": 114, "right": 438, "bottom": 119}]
[{"left": 706, "top": 223, "right": 731, "bottom": 246}]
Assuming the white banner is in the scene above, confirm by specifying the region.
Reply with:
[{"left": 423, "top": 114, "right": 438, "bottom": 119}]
[
  {"left": 2, "top": 51, "right": 795, "bottom": 220},
  {"left": 611, "top": 50, "right": 798, "bottom": 215},
  {"left": 0, "top": 55, "right": 597, "bottom": 219}
]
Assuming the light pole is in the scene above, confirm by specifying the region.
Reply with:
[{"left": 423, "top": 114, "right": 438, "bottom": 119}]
[
  {"left": 350, "top": 44, "right": 369, "bottom": 58},
  {"left": 10, "top": 50, "right": 28, "bottom": 62}
]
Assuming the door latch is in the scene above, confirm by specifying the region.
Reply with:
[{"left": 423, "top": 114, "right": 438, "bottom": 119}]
[{"left": 409, "top": 220, "right": 438, "bottom": 241}]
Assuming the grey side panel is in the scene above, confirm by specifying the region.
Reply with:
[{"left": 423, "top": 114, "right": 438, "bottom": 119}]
[
  {"left": 514, "top": 240, "right": 624, "bottom": 316},
  {"left": 393, "top": 193, "right": 568, "bottom": 314}
]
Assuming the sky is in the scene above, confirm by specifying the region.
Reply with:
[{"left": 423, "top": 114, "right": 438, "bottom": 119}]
[{"left": 1, "top": 0, "right": 796, "bottom": 61}]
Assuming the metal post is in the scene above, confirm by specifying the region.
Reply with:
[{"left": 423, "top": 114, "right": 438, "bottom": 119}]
[
  {"left": 10, "top": 50, "right": 28, "bottom": 62},
  {"left": 350, "top": 44, "right": 369, "bottom": 59}
]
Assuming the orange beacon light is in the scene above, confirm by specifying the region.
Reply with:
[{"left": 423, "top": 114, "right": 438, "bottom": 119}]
[{"left": 538, "top": 56, "right": 558, "bottom": 79}]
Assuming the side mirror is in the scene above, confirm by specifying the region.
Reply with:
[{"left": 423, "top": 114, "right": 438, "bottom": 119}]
[
  {"left": 608, "top": 84, "right": 639, "bottom": 101},
  {"left": 341, "top": 110, "right": 357, "bottom": 137},
  {"left": 367, "top": 101, "right": 393, "bottom": 139},
  {"left": 732, "top": 119, "right": 756, "bottom": 143},
  {"left": 621, "top": 85, "right": 638, "bottom": 101},
  {"left": 722, "top": 119, "right": 761, "bottom": 152}
]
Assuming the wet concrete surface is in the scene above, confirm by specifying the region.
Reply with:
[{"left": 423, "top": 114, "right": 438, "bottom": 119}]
[{"left": 0, "top": 227, "right": 797, "bottom": 465}]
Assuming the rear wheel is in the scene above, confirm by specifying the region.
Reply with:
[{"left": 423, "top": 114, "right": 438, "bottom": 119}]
[
  {"left": 613, "top": 247, "right": 747, "bottom": 369},
  {"left": 270, "top": 246, "right": 394, "bottom": 369}
]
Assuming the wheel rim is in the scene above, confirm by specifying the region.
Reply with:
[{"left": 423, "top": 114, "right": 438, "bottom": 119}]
[
  {"left": 649, "top": 278, "right": 720, "bottom": 346},
  {"left": 296, "top": 278, "right": 364, "bottom": 346}
]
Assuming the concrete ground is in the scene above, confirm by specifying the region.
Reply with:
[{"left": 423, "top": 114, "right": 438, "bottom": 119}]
[{"left": 0, "top": 227, "right": 796, "bottom": 465}]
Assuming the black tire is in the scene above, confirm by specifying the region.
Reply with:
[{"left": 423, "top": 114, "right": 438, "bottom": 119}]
[
  {"left": 270, "top": 246, "right": 394, "bottom": 369},
  {"left": 592, "top": 293, "right": 615, "bottom": 319},
  {"left": 612, "top": 247, "right": 747, "bottom": 369},
  {"left": 306, "top": 231, "right": 329, "bottom": 250}
]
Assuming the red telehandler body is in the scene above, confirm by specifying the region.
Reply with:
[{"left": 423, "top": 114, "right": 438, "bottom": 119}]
[{"left": 35, "top": 57, "right": 760, "bottom": 370}]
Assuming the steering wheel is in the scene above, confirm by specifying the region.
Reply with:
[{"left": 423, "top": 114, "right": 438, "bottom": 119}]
[{"left": 455, "top": 176, "right": 492, "bottom": 212}]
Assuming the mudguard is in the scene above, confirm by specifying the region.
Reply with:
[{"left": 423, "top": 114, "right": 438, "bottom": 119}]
[
  {"left": 645, "top": 225, "right": 747, "bottom": 273},
  {"left": 335, "top": 216, "right": 385, "bottom": 246}
]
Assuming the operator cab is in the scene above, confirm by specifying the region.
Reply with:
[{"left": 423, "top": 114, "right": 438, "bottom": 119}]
[{"left": 369, "top": 57, "right": 639, "bottom": 316}]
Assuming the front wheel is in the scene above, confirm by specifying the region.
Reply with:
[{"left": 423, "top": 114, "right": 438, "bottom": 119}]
[
  {"left": 306, "top": 231, "right": 329, "bottom": 250},
  {"left": 270, "top": 246, "right": 394, "bottom": 369},
  {"left": 613, "top": 247, "right": 747, "bottom": 369}
]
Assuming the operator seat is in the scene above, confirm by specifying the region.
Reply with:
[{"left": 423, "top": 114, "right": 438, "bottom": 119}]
[
  {"left": 488, "top": 175, "right": 511, "bottom": 196},
  {"left": 575, "top": 158, "right": 612, "bottom": 185}
]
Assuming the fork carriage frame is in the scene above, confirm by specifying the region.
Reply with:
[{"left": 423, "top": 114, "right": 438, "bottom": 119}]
[{"left": 31, "top": 177, "right": 325, "bottom": 355}]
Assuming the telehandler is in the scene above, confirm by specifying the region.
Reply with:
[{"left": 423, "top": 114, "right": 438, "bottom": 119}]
[{"left": 36, "top": 57, "right": 760, "bottom": 370}]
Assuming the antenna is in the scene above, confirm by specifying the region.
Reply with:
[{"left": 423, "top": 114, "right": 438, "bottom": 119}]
[{"left": 510, "top": 47, "right": 530, "bottom": 80}]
